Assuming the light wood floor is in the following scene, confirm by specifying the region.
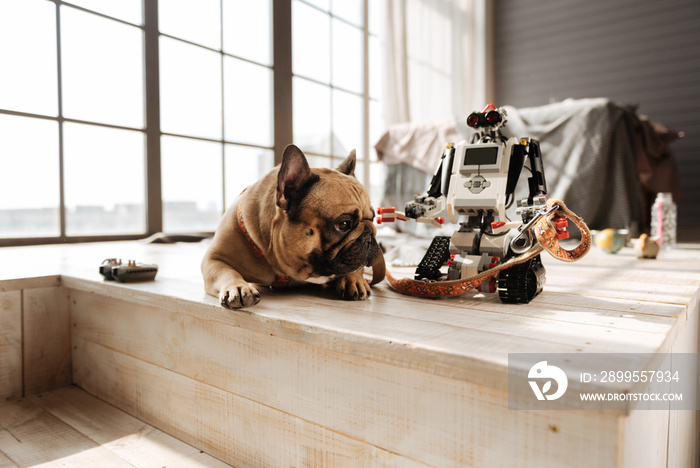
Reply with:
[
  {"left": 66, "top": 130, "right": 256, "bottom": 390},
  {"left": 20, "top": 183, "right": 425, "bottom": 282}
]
[{"left": 0, "top": 386, "right": 231, "bottom": 468}]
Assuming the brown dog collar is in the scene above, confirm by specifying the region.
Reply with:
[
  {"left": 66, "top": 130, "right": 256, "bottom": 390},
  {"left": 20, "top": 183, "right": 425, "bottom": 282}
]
[{"left": 237, "top": 192, "right": 292, "bottom": 288}]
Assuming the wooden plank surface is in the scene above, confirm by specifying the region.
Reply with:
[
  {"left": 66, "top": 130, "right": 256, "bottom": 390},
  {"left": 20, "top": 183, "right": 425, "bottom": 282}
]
[
  {"left": 62, "top": 267, "right": 683, "bottom": 394},
  {"left": 70, "top": 295, "right": 622, "bottom": 467},
  {"left": 0, "top": 276, "right": 60, "bottom": 293},
  {"left": 72, "top": 337, "right": 431, "bottom": 468},
  {"left": 1, "top": 241, "right": 699, "bottom": 467},
  {"left": 540, "top": 248, "right": 700, "bottom": 306},
  {"left": 29, "top": 386, "right": 231, "bottom": 468},
  {"left": 665, "top": 297, "right": 699, "bottom": 468},
  {"left": 0, "top": 398, "right": 131, "bottom": 467},
  {"left": 0, "top": 291, "right": 21, "bottom": 402},
  {"left": 617, "top": 255, "right": 700, "bottom": 468},
  {"left": 69, "top": 286, "right": 659, "bottom": 404},
  {"left": 0, "top": 453, "right": 17, "bottom": 468},
  {"left": 0, "top": 387, "right": 233, "bottom": 468},
  {"left": 22, "top": 287, "right": 71, "bottom": 395},
  {"left": 618, "top": 409, "right": 670, "bottom": 468},
  {"left": 0, "top": 240, "right": 695, "bottom": 387}
]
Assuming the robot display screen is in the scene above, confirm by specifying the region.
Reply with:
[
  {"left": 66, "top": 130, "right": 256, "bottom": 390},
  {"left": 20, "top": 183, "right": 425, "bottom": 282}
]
[{"left": 463, "top": 147, "right": 499, "bottom": 166}]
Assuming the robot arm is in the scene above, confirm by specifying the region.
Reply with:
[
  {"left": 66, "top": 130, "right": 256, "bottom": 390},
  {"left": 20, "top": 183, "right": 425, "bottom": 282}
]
[
  {"left": 404, "top": 194, "right": 448, "bottom": 220},
  {"left": 505, "top": 138, "right": 547, "bottom": 207},
  {"left": 525, "top": 139, "right": 547, "bottom": 204},
  {"left": 403, "top": 144, "right": 455, "bottom": 222},
  {"left": 426, "top": 145, "right": 456, "bottom": 199},
  {"left": 376, "top": 149, "right": 450, "bottom": 229}
]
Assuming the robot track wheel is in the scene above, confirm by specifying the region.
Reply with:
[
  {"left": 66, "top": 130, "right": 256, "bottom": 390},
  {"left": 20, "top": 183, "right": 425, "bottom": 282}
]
[
  {"left": 497, "top": 254, "right": 546, "bottom": 303},
  {"left": 415, "top": 236, "right": 452, "bottom": 281}
]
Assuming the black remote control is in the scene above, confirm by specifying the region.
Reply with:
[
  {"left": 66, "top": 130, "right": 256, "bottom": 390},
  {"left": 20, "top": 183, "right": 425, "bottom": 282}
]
[{"left": 99, "top": 259, "right": 158, "bottom": 283}]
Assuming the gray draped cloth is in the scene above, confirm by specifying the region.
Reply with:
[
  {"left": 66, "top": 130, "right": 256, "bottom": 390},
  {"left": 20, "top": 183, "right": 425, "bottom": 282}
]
[
  {"left": 376, "top": 98, "right": 645, "bottom": 236},
  {"left": 502, "top": 98, "right": 642, "bottom": 233}
]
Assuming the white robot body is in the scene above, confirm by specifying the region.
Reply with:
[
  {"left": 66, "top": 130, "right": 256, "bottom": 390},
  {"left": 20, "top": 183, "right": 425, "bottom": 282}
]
[
  {"left": 446, "top": 138, "right": 518, "bottom": 223},
  {"left": 448, "top": 252, "right": 497, "bottom": 280}
]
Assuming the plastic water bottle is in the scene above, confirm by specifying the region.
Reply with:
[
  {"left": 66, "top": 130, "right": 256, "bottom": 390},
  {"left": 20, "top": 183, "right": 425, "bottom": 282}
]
[{"left": 651, "top": 193, "right": 677, "bottom": 249}]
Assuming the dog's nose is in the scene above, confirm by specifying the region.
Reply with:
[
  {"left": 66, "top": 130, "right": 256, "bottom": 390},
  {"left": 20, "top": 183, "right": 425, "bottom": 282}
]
[{"left": 359, "top": 229, "right": 380, "bottom": 265}]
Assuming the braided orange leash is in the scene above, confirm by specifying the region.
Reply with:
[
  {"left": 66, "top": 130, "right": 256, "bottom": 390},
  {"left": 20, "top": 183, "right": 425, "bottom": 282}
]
[{"left": 385, "top": 198, "right": 591, "bottom": 297}]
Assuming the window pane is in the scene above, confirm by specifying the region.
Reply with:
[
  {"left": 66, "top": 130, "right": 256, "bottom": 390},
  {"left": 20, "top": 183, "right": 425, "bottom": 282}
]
[
  {"left": 355, "top": 160, "right": 366, "bottom": 186},
  {"left": 304, "top": 0, "right": 329, "bottom": 12},
  {"left": 306, "top": 155, "right": 333, "bottom": 169},
  {"left": 332, "top": 89, "right": 363, "bottom": 159},
  {"left": 160, "top": 37, "right": 222, "bottom": 140},
  {"left": 66, "top": 0, "right": 142, "bottom": 25},
  {"left": 159, "top": 0, "right": 221, "bottom": 50},
  {"left": 61, "top": 6, "right": 144, "bottom": 128},
  {"left": 332, "top": 0, "right": 362, "bottom": 27},
  {"left": 0, "top": 0, "right": 58, "bottom": 116},
  {"left": 223, "top": 58, "right": 272, "bottom": 146},
  {"left": 369, "top": 35, "right": 381, "bottom": 99},
  {"left": 223, "top": 0, "right": 271, "bottom": 65},
  {"left": 369, "top": 99, "right": 383, "bottom": 162},
  {"left": 162, "top": 136, "right": 223, "bottom": 232},
  {"left": 332, "top": 19, "right": 363, "bottom": 93},
  {"left": 368, "top": 162, "right": 385, "bottom": 207},
  {"left": 292, "top": 1, "right": 330, "bottom": 83},
  {"left": 0, "top": 115, "right": 60, "bottom": 238},
  {"left": 368, "top": 0, "right": 384, "bottom": 35},
  {"left": 224, "top": 145, "right": 273, "bottom": 208},
  {"left": 63, "top": 123, "right": 145, "bottom": 235},
  {"left": 293, "top": 77, "right": 331, "bottom": 155}
]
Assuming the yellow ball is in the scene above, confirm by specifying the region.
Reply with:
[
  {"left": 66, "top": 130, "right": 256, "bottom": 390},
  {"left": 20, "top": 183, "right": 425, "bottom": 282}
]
[{"left": 596, "top": 228, "right": 625, "bottom": 254}]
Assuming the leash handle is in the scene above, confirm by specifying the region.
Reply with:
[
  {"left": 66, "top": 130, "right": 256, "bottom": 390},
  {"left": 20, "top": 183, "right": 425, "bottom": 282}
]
[
  {"left": 534, "top": 199, "right": 592, "bottom": 263},
  {"left": 510, "top": 204, "right": 559, "bottom": 248}
]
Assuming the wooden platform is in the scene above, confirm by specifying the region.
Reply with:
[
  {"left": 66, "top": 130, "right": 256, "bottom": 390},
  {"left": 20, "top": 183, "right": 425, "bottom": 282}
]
[
  {"left": 0, "top": 239, "right": 698, "bottom": 467},
  {"left": 0, "top": 386, "right": 230, "bottom": 467}
]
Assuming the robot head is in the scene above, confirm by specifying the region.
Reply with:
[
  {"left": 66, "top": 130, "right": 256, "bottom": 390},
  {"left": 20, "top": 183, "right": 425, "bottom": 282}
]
[{"left": 466, "top": 103, "right": 507, "bottom": 131}]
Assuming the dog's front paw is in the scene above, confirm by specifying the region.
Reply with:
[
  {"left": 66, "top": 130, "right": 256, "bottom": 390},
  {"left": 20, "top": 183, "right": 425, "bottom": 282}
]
[
  {"left": 220, "top": 282, "right": 261, "bottom": 309},
  {"left": 333, "top": 271, "right": 371, "bottom": 301}
]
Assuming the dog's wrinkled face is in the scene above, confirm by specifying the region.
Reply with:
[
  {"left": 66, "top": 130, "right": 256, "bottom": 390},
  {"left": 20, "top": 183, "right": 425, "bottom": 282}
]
[
  {"left": 269, "top": 145, "right": 380, "bottom": 283},
  {"left": 297, "top": 173, "right": 380, "bottom": 280}
]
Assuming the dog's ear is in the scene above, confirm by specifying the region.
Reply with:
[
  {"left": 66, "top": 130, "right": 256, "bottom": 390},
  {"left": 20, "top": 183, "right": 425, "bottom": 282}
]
[
  {"left": 277, "top": 144, "right": 318, "bottom": 211},
  {"left": 336, "top": 149, "right": 356, "bottom": 176}
]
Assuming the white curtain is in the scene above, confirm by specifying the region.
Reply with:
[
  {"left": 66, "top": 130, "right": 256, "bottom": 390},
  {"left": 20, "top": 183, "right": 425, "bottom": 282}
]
[
  {"left": 378, "top": 0, "right": 493, "bottom": 235},
  {"left": 381, "top": 0, "right": 493, "bottom": 127}
]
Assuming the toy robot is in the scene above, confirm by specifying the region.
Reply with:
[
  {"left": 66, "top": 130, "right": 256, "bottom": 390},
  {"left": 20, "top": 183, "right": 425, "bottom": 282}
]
[{"left": 377, "top": 104, "right": 568, "bottom": 303}]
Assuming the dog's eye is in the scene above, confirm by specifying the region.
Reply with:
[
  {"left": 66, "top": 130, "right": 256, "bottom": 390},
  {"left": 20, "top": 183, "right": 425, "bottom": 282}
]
[{"left": 335, "top": 220, "right": 352, "bottom": 232}]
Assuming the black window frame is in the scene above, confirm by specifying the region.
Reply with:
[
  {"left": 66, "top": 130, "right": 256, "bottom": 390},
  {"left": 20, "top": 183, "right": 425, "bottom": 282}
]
[{"left": 0, "top": 0, "right": 376, "bottom": 247}]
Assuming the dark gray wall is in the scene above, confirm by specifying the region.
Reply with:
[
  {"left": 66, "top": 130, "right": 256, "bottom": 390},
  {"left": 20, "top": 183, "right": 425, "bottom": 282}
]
[{"left": 494, "top": 0, "right": 700, "bottom": 231}]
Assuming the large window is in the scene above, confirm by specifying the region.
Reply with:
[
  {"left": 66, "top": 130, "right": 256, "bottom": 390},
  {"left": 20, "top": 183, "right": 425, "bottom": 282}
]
[
  {"left": 1, "top": 0, "right": 146, "bottom": 241},
  {"left": 291, "top": 0, "right": 384, "bottom": 198},
  {"left": 0, "top": 0, "right": 381, "bottom": 245},
  {"left": 157, "top": 0, "right": 274, "bottom": 233}
]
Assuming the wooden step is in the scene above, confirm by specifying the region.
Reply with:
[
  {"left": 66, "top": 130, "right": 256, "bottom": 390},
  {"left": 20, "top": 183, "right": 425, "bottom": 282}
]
[{"left": 0, "top": 386, "right": 231, "bottom": 467}]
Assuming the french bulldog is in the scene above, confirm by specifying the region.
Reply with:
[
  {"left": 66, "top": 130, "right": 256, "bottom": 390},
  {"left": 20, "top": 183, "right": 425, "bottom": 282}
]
[{"left": 202, "top": 144, "right": 385, "bottom": 309}]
